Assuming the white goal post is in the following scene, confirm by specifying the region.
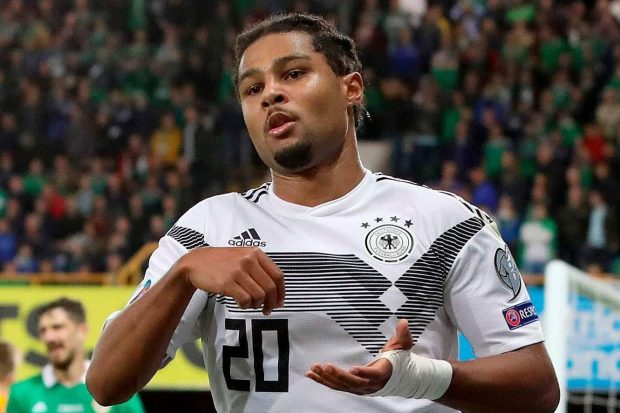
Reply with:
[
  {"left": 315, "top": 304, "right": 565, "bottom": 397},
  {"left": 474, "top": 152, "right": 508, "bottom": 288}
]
[{"left": 544, "top": 259, "right": 620, "bottom": 413}]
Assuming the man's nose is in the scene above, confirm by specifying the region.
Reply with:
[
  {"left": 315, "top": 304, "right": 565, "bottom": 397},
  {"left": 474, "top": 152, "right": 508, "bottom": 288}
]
[
  {"left": 40, "top": 330, "right": 54, "bottom": 342},
  {"left": 261, "top": 81, "right": 288, "bottom": 108},
  {"left": 261, "top": 92, "right": 287, "bottom": 108}
]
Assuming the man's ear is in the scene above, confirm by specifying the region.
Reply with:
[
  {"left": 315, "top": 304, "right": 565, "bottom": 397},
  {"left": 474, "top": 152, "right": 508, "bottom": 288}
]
[
  {"left": 78, "top": 322, "right": 89, "bottom": 341},
  {"left": 342, "top": 72, "right": 364, "bottom": 107}
]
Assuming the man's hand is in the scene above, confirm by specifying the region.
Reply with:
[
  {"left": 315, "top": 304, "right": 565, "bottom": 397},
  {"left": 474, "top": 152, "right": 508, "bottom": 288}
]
[
  {"left": 88, "top": 246, "right": 285, "bottom": 405},
  {"left": 305, "top": 319, "right": 413, "bottom": 394},
  {"left": 181, "top": 247, "right": 285, "bottom": 315}
]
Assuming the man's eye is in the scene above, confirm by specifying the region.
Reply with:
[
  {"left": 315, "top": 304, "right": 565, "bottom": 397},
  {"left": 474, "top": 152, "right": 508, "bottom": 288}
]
[
  {"left": 246, "top": 85, "right": 262, "bottom": 96},
  {"left": 285, "top": 70, "right": 304, "bottom": 80}
]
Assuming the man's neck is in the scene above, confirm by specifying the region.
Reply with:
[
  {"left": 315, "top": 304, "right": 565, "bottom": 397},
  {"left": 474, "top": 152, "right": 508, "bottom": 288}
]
[
  {"left": 54, "top": 354, "right": 86, "bottom": 386},
  {"left": 271, "top": 139, "right": 365, "bottom": 207}
]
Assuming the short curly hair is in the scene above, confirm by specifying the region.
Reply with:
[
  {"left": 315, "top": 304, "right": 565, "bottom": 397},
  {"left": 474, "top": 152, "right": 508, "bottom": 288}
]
[
  {"left": 234, "top": 13, "right": 366, "bottom": 130},
  {"left": 36, "top": 297, "right": 86, "bottom": 325}
]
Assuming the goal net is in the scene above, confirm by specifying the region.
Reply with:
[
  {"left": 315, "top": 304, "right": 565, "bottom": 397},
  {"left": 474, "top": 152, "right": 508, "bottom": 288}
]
[{"left": 545, "top": 260, "right": 620, "bottom": 413}]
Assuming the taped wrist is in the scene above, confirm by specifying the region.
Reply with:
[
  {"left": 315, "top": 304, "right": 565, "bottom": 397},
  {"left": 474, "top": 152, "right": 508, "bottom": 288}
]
[{"left": 368, "top": 350, "right": 452, "bottom": 400}]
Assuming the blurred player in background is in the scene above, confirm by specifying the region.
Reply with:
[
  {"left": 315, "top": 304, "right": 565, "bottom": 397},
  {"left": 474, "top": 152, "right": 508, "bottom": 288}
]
[
  {"left": 7, "top": 298, "right": 144, "bottom": 413},
  {"left": 87, "top": 13, "right": 559, "bottom": 413},
  {"left": 0, "top": 340, "right": 17, "bottom": 413}
]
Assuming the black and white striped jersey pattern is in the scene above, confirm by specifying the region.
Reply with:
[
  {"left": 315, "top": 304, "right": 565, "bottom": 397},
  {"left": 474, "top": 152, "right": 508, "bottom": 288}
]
[
  {"left": 395, "top": 216, "right": 485, "bottom": 338},
  {"left": 167, "top": 225, "right": 208, "bottom": 250},
  {"left": 215, "top": 216, "right": 485, "bottom": 354},
  {"left": 242, "top": 182, "right": 271, "bottom": 204},
  {"left": 438, "top": 190, "right": 495, "bottom": 225},
  {"left": 374, "top": 173, "right": 427, "bottom": 188},
  {"left": 216, "top": 252, "right": 393, "bottom": 353}
]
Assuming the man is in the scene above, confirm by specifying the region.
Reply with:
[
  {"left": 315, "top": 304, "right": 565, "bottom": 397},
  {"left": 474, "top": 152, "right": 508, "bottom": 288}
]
[
  {"left": 0, "top": 340, "right": 17, "bottom": 413},
  {"left": 87, "top": 13, "right": 559, "bottom": 413},
  {"left": 7, "top": 298, "right": 144, "bottom": 413}
]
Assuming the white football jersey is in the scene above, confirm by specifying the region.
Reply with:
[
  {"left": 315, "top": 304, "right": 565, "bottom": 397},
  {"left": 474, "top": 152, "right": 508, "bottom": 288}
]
[{"left": 125, "top": 169, "right": 543, "bottom": 412}]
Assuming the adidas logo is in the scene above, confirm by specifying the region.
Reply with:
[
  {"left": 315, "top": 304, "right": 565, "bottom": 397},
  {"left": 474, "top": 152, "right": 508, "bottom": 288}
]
[{"left": 228, "top": 228, "right": 267, "bottom": 247}]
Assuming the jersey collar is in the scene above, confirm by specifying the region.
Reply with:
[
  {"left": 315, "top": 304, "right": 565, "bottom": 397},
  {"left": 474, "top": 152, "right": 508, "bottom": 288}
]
[
  {"left": 42, "top": 361, "right": 90, "bottom": 388},
  {"left": 267, "top": 169, "right": 375, "bottom": 217}
]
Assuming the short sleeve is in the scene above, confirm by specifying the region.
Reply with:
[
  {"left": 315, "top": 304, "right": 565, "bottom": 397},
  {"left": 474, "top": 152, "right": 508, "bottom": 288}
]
[
  {"left": 443, "top": 224, "right": 544, "bottom": 357},
  {"left": 105, "top": 201, "right": 212, "bottom": 362}
]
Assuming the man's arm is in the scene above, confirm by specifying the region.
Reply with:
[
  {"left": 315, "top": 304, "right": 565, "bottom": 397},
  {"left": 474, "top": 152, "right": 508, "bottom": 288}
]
[
  {"left": 86, "top": 258, "right": 196, "bottom": 406},
  {"left": 109, "top": 392, "right": 146, "bottom": 413},
  {"left": 307, "top": 319, "right": 559, "bottom": 413},
  {"left": 87, "top": 247, "right": 284, "bottom": 406},
  {"left": 439, "top": 342, "right": 559, "bottom": 413}
]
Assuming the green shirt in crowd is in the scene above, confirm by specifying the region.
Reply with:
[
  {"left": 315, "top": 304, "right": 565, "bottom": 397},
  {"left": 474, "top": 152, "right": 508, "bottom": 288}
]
[{"left": 7, "top": 365, "right": 144, "bottom": 413}]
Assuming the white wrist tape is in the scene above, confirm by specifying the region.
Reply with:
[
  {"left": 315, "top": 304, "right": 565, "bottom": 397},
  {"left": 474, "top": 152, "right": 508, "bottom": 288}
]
[{"left": 368, "top": 350, "right": 453, "bottom": 400}]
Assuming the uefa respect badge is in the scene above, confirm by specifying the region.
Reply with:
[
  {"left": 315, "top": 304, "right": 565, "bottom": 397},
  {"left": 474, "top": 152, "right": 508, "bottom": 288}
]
[{"left": 502, "top": 300, "right": 538, "bottom": 330}]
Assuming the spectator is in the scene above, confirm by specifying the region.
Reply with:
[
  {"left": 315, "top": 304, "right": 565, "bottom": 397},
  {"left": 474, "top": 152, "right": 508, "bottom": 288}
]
[
  {"left": 498, "top": 151, "right": 527, "bottom": 211},
  {"left": 127, "top": 195, "right": 148, "bottom": 252},
  {"left": 380, "top": 76, "right": 414, "bottom": 178},
  {"left": 14, "top": 244, "right": 38, "bottom": 273},
  {"left": 439, "top": 91, "right": 469, "bottom": 154},
  {"left": 183, "top": 105, "right": 225, "bottom": 198},
  {"left": 582, "top": 189, "right": 619, "bottom": 272},
  {"left": 0, "top": 153, "right": 14, "bottom": 191},
  {"left": 388, "top": 27, "right": 421, "bottom": 82},
  {"left": 452, "top": 120, "right": 478, "bottom": 178},
  {"left": 497, "top": 195, "right": 521, "bottom": 255},
  {"left": 0, "top": 220, "right": 16, "bottom": 267},
  {"left": 581, "top": 123, "right": 606, "bottom": 166},
  {"left": 20, "top": 213, "right": 48, "bottom": 259},
  {"left": 66, "top": 106, "right": 97, "bottom": 169},
  {"left": 484, "top": 122, "right": 510, "bottom": 183},
  {"left": 22, "top": 159, "right": 46, "bottom": 201},
  {"left": 519, "top": 202, "right": 558, "bottom": 274},
  {"left": 592, "top": 162, "right": 620, "bottom": 210},
  {"left": 150, "top": 111, "right": 182, "bottom": 167},
  {"left": 556, "top": 185, "right": 590, "bottom": 267},
  {"left": 51, "top": 196, "right": 83, "bottom": 240},
  {"left": 411, "top": 75, "right": 441, "bottom": 181},
  {"left": 0, "top": 114, "right": 19, "bottom": 154},
  {"left": 75, "top": 176, "right": 94, "bottom": 218},
  {"left": 469, "top": 166, "right": 498, "bottom": 214},
  {"left": 432, "top": 160, "right": 465, "bottom": 196}
]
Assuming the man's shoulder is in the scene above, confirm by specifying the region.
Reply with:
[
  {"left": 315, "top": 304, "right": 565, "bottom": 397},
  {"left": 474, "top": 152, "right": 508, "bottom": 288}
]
[
  {"left": 373, "top": 173, "right": 444, "bottom": 197},
  {"left": 174, "top": 192, "right": 240, "bottom": 226},
  {"left": 167, "top": 187, "right": 270, "bottom": 243},
  {"left": 189, "top": 183, "right": 271, "bottom": 210},
  {"left": 373, "top": 173, "right": 478, "bottom": 215},
  {"left": 10, "top": 373, "right": 44, "bottom": 394}
]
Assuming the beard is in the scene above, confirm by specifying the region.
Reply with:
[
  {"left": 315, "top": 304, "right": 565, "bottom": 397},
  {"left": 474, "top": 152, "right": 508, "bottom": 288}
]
[
  {"left": 273, "top": 140, "right": 313, "bottom": 171},
  {"left": 50, "top": 348, "right": 75, "bottom": 371}
]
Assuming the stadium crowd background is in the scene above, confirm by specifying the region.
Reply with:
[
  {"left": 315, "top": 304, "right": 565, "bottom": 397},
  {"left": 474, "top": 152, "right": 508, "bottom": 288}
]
[{"left": 0, "top": 0, "right": 619, "bottom": 279}]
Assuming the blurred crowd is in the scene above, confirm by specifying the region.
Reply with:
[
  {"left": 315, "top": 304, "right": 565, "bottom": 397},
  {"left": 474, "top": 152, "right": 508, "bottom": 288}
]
[{"left": 0, "top": 0, "right": 619, "bottom": 277}]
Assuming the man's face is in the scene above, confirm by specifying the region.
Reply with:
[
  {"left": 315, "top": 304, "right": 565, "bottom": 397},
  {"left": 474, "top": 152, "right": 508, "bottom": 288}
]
[
  {"left": 238, "top": 31, "right": 360, "bottom": 174},
  {"left": 38, "top": 308, "right": 87, "bottom": 370}
]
